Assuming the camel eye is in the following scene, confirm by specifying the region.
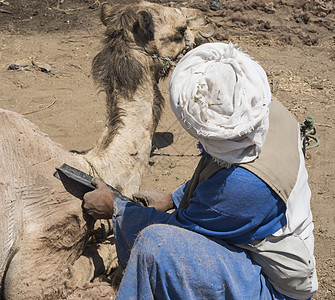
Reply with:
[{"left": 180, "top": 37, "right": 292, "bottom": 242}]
[
  {"left": 171, "top": 27, "right": 186, "bottom": 42},
  {"left": 178, "top": 27, "right": 186, "bottom": 36}
]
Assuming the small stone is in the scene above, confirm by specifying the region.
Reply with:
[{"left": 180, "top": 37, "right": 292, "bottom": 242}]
[
  {"left": 311, "top": 82, "right": 323, "bottom": 90},
  {"left": 40, "top": 64, "right": 52, "bottom": 73},
  {"left": 210, "top": 1, "right": 224, "bottom": 11}
]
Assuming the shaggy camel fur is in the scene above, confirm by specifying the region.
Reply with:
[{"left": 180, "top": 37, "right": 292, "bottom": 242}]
[{"left": 0, "top": 1, "right": 213, "bottom": 299}]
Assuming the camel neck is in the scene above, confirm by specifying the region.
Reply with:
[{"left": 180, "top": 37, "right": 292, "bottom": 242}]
[{"left": 84, "top": 77, "right": 157, "bottom": 196}]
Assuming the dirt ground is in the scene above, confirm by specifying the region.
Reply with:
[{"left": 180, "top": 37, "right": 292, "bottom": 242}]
[{"left": 0, "top": 0, "right": 334, "bottom": 299}]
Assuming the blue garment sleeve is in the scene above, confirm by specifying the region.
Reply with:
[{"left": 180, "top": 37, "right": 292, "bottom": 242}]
[
  {"left": 113, "top": 166, "right": 287, "bottom": 266},
  {"left": 171, "top": 181, "right": 189, "bottom": 208}
]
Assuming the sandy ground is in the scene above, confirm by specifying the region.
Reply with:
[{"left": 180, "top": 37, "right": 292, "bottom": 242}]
[{"left": 0, "top": 0, "right": 334, "bottom": 299}]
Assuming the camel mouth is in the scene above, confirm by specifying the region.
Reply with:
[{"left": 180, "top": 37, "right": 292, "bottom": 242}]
[
  {"left": 136, "top": 48, "right": 188, "bottom": 78},
  {"left": 181, "top": 7, "right": 215, "bottom": 49}
]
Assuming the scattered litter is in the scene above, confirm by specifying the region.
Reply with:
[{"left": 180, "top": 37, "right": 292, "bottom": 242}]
[
  {"left": 7, "top": 64, "right": 33, "bottom": 71},
  {"left": 40, "top": 64, "right": 52, "bottom": 73},
  {"left": 0, "top": 0, "right": 10, "bottom": 5},
  {"left": 32, "top": 60, "right": 53, "bottom": 73},
  {"left": 7, "top": 61, "right": 54, "bottom": 74},
  {"left": 89, "top": 1, "right": 100, "bottom": 9},
  {"left": 0, "top": 8, "right": 11, "bottom": 14},
  {"left": 210, "top": 1, "right": 224, "bottom": 11},
  {"left": 310, "top": 82, "right": 324, "bottom": 90},
  {"left": 300, "top": 115, "right": 320, "bottom": 155},
  {"left": 0, "top": 1, "right": 11, "bottom": 14}
]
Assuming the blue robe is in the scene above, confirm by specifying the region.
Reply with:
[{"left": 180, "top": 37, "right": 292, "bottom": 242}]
[{"left": 112, "top": 165, "right": 304, "bottom": 299}]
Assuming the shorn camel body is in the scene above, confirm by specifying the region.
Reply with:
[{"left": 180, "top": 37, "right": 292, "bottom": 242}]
[{"left": 0, "top": 2, "right": 211, "bottom": 299}]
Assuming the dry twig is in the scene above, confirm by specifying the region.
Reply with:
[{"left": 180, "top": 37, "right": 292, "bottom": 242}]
[
  {"left": 314, "top": 122, "right": 332, "bottom": 128},
  {"left": 0, "top": 0, "right": 10, "bottom": 5},
  {"left": 0, "top": 8, "right": 11, "bottom": 13},
  {"left": 22, "top": 99, "right": 57, "bottom": 115}
]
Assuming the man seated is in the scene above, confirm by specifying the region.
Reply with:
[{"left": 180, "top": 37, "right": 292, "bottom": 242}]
[{"left": 83, "top": 42, "right": 318, "bottom": 300}]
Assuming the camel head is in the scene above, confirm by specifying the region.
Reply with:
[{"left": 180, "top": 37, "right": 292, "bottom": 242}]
[
  {"left": 93, "top": 1, "right": 199, "bottom": 94},
  {"left": 100, "top": 1, "right": 189, "bottom": 59}
]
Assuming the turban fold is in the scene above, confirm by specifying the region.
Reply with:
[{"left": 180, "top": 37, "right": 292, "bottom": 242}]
[{"left": 169, "top": 43, "right": 271, "bottom": 165}]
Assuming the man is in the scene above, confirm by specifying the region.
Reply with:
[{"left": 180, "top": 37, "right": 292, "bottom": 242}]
[{"left": 83, "top": 43, "right": 318, "bottom": 299}]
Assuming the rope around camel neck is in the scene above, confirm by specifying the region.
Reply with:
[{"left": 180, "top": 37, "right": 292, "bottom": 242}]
[{"left": 137, "top": 49, "right": 186, "bottom": 77}]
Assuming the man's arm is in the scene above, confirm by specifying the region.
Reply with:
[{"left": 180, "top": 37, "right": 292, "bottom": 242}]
[
  {"left": 83, "top": 177, "right": 115, "bottom": 219},
  {"left": 133, "top": 190, "right": 174, "bottom": 212},
  {"left": 83, "top": 178, "right": 175, "bottom": 219}
]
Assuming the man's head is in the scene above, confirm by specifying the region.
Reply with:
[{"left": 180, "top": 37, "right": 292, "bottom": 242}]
[{"left": 169, "top": 43, "right": 271, "bottom": 166}]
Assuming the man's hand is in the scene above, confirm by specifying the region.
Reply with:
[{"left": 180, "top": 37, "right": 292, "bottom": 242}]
[
  {"left": 133, "top": 190, "right": 174, "bottom": 212},
  {"left": 83, "top": 177, "right": 116, "bottom": 219}
]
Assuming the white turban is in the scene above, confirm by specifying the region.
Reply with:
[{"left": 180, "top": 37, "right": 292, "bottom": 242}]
[{"left": 169, "top": 43, "right": 271, "bottom": 165}]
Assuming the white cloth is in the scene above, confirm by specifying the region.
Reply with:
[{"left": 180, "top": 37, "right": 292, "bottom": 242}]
[{"left": 169, "top": 43, "right": 272, "bottom": 165}]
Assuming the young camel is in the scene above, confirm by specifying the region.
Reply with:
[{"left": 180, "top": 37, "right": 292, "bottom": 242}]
[{"left": 0, "top": 2, "right": 211, "bottom": 299}]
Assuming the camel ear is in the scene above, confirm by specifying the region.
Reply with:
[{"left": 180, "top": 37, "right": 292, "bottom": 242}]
[
  {"left": 133, "top": 10, "right": 154, "bottom": 43},
  {"left": 101, "top": 3, "right": 114, "bottom": 26}
]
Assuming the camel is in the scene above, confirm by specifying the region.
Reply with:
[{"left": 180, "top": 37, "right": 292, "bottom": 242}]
[{"left": 0, "top": 1, "right": 214, "bottom": 299}]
